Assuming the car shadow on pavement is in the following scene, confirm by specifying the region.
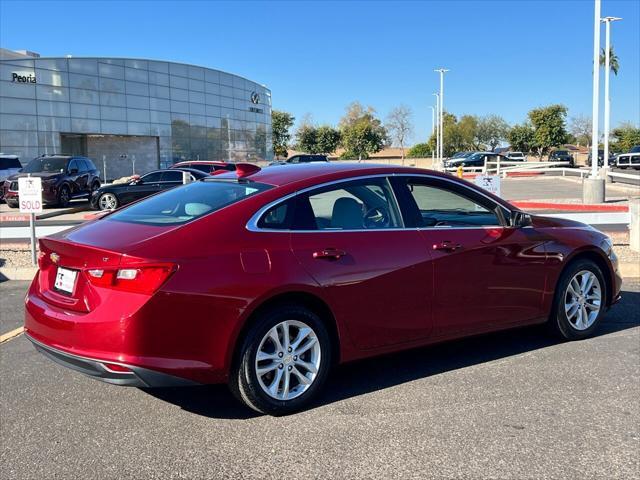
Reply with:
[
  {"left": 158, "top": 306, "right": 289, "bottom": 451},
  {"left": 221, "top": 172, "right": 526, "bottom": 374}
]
[{"left": 142, "top": 289, "right": 640, "bottom": 420}]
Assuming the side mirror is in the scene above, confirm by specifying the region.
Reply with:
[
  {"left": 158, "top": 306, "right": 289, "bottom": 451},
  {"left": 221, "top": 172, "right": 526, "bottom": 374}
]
[{"left": 510, "top": 211, "right": 532, "bottom": 228}]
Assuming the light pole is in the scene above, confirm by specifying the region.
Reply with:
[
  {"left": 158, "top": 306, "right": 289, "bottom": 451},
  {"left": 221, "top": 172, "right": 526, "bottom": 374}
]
[
  {"left": 432, "top": 93, "right": 440, "bottom": 163},
  {"left": 601, "top": 16, "right": 622, "bottom": 171},
  {"left": 435, "top": 68, "right": 449, "bottom": 162},
  {"left": 428, "top": 105, "right": 435, "bottom": 136},
  {"left": 584, "top": 0, "right": 605, "bottom": 204}
]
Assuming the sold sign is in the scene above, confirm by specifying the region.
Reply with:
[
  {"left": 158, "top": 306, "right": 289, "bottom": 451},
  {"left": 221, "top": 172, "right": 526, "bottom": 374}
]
[{"left": 18, "top": 177, "right": 43, "bottom": 214}]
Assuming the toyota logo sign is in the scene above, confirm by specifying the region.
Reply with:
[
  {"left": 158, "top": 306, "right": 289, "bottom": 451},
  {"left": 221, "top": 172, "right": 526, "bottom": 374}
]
[{"left": 250, "top": 92, "right": 260, "bottom": 104}]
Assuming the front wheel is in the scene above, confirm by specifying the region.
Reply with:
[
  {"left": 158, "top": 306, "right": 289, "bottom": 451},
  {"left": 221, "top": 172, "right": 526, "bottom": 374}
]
[
  {"left": 230, "top": 305, "right": 332, "bottom": 415},
  {"left": 549, "top": 260, "right": 607, "bottom": 340},
  {"left": 98, "top": 193, "right": 118, "bottom": 210},
  {"left": 57, "top": 185, "right": 70, "bottom": 207}
]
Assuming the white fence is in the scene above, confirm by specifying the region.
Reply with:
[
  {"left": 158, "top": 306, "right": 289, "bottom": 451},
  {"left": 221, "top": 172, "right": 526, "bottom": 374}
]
[{"left": 443, "top": 159, "right": 592, "bottom": 178}]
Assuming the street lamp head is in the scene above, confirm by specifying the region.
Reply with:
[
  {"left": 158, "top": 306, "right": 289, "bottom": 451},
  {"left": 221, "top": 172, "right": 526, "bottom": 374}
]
[
  {"left": 601, "top": 16, "right": 622, "bottom": 22},
  {"left": 434, "top": 68, "right": 450, "bottom": 73}
]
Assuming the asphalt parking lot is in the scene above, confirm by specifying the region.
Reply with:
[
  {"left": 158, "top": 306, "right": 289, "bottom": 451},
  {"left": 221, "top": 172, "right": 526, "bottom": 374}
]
[{"left": 1, "top": 280, "right": 639, "bottom": 479}]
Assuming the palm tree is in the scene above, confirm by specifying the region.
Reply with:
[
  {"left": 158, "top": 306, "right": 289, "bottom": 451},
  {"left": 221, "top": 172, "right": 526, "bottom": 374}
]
[{"left": 600, "top": 46, "right": 620, "bottom": 75}]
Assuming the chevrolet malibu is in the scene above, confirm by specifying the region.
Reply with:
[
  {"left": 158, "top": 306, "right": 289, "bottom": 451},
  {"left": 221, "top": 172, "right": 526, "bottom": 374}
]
[{"left": 24, "top": 163, "right": 622, "bottom": 415}]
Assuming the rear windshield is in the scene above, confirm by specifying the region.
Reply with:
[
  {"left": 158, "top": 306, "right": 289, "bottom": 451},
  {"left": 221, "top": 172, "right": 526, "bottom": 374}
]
[
  {"left": 23, "top": 157, "right": 68, "bottom": 173},
  {"left": 105, "top": 180, "right": 273, "bottom": 226},
  {"left": 0, "top": 157, "right": 21, "bottom": 169}
]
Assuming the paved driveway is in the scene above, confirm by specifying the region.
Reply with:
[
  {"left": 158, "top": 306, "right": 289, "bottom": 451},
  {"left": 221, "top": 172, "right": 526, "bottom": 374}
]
[{"left": 1, "top": 280, "right": 638, "bottom": 479}]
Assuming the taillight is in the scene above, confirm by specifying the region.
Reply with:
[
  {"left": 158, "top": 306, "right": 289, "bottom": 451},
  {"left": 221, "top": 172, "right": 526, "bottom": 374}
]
[{"left": 86, "top": 263, "right": 176, "bottom": 294}]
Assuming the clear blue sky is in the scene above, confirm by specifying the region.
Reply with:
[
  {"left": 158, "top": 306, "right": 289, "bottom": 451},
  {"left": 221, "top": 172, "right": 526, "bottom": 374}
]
[{"left": 1, "top": 0, "right": 638, "bottom": 145}]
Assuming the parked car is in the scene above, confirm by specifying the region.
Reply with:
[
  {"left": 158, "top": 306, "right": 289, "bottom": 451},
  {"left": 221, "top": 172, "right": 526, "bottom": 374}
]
[
  {"left": 505, "top": 151, "right": 526, "bottom": 162},
  {"left": 25, "top": 163, "right": 622, "bottom": 415},
  {"left": 3, "top": 155, "right": 101, "bottom": 208},
  {"left": 586, "top": 150, "right": 605, "bottom": 167},
  {"left": 549, "top": 150, "right": 575, "bottom": 167},
  {"left": 170, "top": 160, "right": 236, "bottom": 174},
  {"left": 615, "top": 151, "right": 640, "bottom": 170},
  {"left": 90, "top": 167, "right": 208, "bottom": 210},
  {"left": 271, "top": 154, "right": 329, "bottom": 166},
  {"left": 445, "top": 152, "right": 509, "bottom": 168},
  {"left": 0, "top": 154, "right": 22, "bottom": 201}
]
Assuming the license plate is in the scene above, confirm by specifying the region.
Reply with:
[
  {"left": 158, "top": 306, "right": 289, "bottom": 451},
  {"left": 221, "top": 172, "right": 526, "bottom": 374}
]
[{"left": 54, "top": 267, "right": 78, "bottom": 294}]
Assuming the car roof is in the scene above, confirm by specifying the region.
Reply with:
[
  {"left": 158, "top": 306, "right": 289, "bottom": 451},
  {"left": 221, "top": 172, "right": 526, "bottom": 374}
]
[
  {"left": 173, "top": 160, "right": 230, "bottom": 166},
  {"left": 211, "top": 162, "right": 453, "bottom": 188}
]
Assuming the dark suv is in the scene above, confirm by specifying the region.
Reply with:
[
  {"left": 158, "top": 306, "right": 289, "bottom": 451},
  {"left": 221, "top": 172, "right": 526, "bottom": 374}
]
[
  {"left": 549, "top": 150, "right": 575, "bottom": 167},
  {"left": 3, "top": 155, "right": 101, "bottom": 208},
  {"left": 270, "top": 154, "right": 329, "bottom": 166}
]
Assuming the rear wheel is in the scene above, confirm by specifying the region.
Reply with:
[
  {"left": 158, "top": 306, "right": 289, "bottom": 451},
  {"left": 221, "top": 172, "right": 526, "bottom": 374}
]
[
  {"left": 230, "top": 305, "right": 332, "bottom": 415},
  {"left": 550, "top": 259, "right": 606, "bottom": 340}
]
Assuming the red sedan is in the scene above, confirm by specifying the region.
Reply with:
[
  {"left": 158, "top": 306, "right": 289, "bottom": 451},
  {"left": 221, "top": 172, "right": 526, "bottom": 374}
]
[{"left": 24, "top": 163, "right": 622, "bottom": 415}]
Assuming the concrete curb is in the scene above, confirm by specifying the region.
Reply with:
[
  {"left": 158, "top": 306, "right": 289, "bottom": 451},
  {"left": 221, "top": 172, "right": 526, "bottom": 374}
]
[{"left": 0, "top": 267, "right": 37, "bottom": 281}]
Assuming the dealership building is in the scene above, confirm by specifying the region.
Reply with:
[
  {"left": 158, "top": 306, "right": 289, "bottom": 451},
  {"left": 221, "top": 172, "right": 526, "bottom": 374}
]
[{"left": 0, "top": 48, "right": 273, "bottom": 179}]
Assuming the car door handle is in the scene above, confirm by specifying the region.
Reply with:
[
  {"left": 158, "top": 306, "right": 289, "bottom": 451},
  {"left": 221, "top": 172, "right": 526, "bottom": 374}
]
[
  {"left": 432, "top": 241, "right": 462, "bottom": 252},
  {"left": 313, "top": 249, "right": 347, "bottom": 260}
]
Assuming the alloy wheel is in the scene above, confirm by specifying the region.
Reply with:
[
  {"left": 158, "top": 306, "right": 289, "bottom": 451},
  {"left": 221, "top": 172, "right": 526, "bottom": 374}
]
[
  {"left": 98, "top": 193, "right": 118, "bottom": 210},
  {"left": 255, "top": 320, "right": 321, "bottom": 401},
  {"left": 564, "top": 270, "right": 602, "bottom": 331}
]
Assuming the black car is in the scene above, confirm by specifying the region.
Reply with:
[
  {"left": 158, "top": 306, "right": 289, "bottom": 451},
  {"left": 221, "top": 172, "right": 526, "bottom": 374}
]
[
  {"left": 586, "top": 150, "right": 605, "bottom": 167},
  {"left": 549, "top": 150, "right": 575, "bottom": 167},
  {"left": 3, "top": 155, "right": 101, "bottom": 208},
  {"left": 90, "top": 168, "right": 208, "bottom": 210},
  {"left": 445, "top": 152, "right": 509, "bottom": 168}
]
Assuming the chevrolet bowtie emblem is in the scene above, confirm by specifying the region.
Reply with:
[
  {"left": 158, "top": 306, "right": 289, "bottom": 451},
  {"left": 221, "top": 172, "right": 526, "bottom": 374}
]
[{"left": 50, "top": 253, "right": 60, "bottom": 264}]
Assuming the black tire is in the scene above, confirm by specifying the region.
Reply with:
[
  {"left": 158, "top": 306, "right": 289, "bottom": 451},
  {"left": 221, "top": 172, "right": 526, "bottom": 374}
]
[
  {"left": 229, "top": 305, "right": 332, "bottom": 415},
  {"left": 6, "top": 201, "right": 18, "bottom": 209},
  {"left": 97, "top": 192, "right": 119, "bottom": 210},
  {"left": 90, "top": 180, "right": 101, "bottom": 193},
  {"left": 549, "top": 259, "right": 607, "bottom": 340},
  {"left": 57, "top": 185, "right": 71, "bottom": 207}
]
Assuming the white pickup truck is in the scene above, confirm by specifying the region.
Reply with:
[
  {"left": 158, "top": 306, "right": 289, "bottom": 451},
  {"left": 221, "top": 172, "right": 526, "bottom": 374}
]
[{"left": 615, "top": 146, "right": 640, "bottom": 170}]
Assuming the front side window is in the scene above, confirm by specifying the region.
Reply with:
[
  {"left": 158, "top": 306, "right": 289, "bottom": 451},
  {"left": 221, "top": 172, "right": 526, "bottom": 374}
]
[
  {"left": 291, "top": 178, "right": 402, "bottom": 231},
  {"left": 403, "top": 180, "right": 501, "bottom": 227},
  {"left": 107, "top": 180, "right": 272, "bottom": 226},
  {"left": 68, "top": 160, "right": 79, "bottom": 173}
]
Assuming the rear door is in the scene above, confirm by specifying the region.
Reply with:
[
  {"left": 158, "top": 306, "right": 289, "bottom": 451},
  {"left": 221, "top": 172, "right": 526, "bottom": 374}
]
[
  {"left": 394, "top": 175, "right": 548, "bottom": 338},
  {"left": 287, "top": 176, "right": 434, "bottom": 349},
  {"left": 121, "top": 171, "right": 163, "bottom": 204},
  {"left": 159, "top": 170, "right": 185, "bottom": 190}
]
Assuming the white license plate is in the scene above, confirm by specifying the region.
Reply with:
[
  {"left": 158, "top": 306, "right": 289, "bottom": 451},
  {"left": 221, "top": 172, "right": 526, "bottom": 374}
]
[{"left": 54, "top": 267, "right": 78, "bottom": 294}]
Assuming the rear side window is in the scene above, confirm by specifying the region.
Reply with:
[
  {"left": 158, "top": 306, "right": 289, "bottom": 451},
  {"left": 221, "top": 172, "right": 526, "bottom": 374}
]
[
  {"left": 161, "top": 171, "right": 183, "bottom": 182},
  {"left": 257, "top": 201, "right": 292, "bottom": 229},
  {"left": 85, "top": 159, "right": 97, "bottom": 171},
  {"left": 291, "top": 178, "right": 402, "bottom": 231},
  {"left": 77, "top": 159, "right": 89, "bottom": 172},
  {"left": 106, "top": 180, "right": 272, "bottom": 226}
]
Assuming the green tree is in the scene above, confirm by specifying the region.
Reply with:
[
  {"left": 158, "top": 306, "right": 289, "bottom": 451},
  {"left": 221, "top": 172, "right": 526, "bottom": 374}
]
[
  {"left": 315, "top": 125, "right": 341, "bottom": 155},
  {"left": 610, "top": 123, "right": 640, "bottom": 153},
  {"left": 476, "top": 114, "right": 510, "bottom": 151},
  {"left": 458, "top": 115, "right": 481, "bottom": 150},
  {"left": 425, "top": 112, "right": 461, "bottom": 157},
  {"left": 339, "top": 102, "right": 387, "bottom": 160},
  {"left": 600, "top": 46, "right": 620, "bottom": 75},
  {"left": 386, "top": 105, "right": 414, "bottom": 162},
  {"left": 271, "top": 110, "right": 295, "bottom": 158},
  {"left": 407, "top": 142, "right": 433, "bottom": 158},
  {"left": 295, "top": 124, "right": 319, "bottom": 153},
  {"left": 528, "top": 104, "right": 569, "bottom": 159},
  {"left": 507, "top": 123, "right": 535, "bottom": 153}
]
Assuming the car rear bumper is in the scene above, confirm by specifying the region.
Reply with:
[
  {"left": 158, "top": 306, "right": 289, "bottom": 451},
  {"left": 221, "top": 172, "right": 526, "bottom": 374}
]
[{"left": 26, "top": 333, "right": 199, "bottom": 387}]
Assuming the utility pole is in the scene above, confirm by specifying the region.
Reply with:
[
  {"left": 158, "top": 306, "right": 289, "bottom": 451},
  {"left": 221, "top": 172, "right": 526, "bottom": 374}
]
[
  {"left": 432, "top": 93, "right": 439, "bottom": 164},
  {"left": 584, "top": 0, "right": 605, "bottom": 203},
  {"left": 601, "top": 16, "right": 622, "bottom": 171},
  {"left": 435, "top": 68, "right": 449, "bottom": 163}
]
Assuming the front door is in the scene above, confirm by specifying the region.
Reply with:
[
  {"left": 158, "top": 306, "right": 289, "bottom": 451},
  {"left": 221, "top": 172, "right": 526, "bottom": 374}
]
[
  {"left": 395, "top": 176, "right": 548, "bottom": 338},
  {"left": 288, "top": 177, "right": 434, "bottom": 349}
]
